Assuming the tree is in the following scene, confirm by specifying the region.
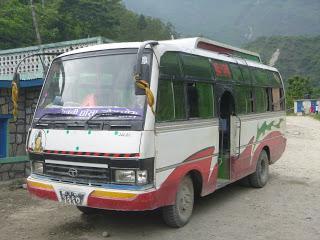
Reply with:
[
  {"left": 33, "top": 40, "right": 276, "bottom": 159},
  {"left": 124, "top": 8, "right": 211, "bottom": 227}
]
[
  {"left": 286, "top": 76, "right": 313, "bottom": 108},
  {"left": 0, "top": 0, "right": 176, "bottom": 50},
  {"left": 0, "top": 0, "right": 34, "bottom": 49}
]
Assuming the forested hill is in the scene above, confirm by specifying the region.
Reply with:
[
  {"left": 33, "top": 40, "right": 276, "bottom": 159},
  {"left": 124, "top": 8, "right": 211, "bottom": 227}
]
[
  {"left": 0, "top": 0, "right": 176, "bottom": 50},
  {"left": 245, "top": 36, "right": 320, "bottom": 86},
  {"left": 123, "top": 0, "right": 320, "bottom": 46}
]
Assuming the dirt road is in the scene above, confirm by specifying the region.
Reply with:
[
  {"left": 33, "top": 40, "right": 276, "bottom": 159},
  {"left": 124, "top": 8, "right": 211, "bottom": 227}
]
[{"left": 0, "top": 116, "right": 319, "bottom": 240}]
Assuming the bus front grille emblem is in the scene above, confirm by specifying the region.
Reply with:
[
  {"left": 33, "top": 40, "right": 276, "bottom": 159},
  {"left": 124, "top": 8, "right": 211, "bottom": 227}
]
[{"left": 68, "top": 168, "right": 78, "bottom": 178}]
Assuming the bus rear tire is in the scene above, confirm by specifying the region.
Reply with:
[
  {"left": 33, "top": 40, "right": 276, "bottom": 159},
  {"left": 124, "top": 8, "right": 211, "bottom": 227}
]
[
  {"left": 162, "top": 175, "right": 194, "bottom": 228},
  {"left": 249, "top": 150, "right": 269, "bottom": 188}
]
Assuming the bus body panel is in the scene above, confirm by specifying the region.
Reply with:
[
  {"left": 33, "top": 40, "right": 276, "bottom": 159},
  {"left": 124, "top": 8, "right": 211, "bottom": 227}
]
[
  {"left": 230, "top": 112, "right": 286, "bottom": 181},
  {"left": 28, "top": 128, "right": 142, "bottom": 154},
  {"left": 154, "top": 119, "right": 219, "bottom": 195}
]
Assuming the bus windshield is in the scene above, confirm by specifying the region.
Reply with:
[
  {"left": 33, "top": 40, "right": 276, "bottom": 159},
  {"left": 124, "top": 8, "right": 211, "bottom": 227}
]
[{"left": 35, "top": 51, "right": 148, "bottom": 121}]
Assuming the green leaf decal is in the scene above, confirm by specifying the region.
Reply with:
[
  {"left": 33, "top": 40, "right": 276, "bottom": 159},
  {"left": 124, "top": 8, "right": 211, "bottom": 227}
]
[{"left": 256, "top": 118, "right": 284, "bottom": 142}]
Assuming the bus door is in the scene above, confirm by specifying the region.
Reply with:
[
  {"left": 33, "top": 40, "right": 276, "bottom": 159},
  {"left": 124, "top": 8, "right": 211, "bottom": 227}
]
[
  {"left": 230, "top": 115, "right": 241, "bottom": 159},
  {"left": 218, "top": 92, "right": 235, "bottom": 180}
]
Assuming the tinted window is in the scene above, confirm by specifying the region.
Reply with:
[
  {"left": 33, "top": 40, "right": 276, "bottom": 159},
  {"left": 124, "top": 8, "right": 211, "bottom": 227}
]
[
  {"left": 159, "top": 52, "right": 182, "bottom": 78},
  {"left": 253, "top": 68, "right": 269, "bottom": 86},
  {"left": 158, "top": 52, "right": 215, "bottom": 122},
  {"left": 266, "top": 88, "right": 272, "bottom": 111},
  {"left": 156, "top": 80, "right": 174, "bottom": 121},
  {"left": 173, "top": 81, "right": 186, "bottom": 120},
  {"left": 239, "top": 65, "right": 252, "bottom": 83},
  {"left": 280, "top": 88, "right": 285, "bottom": 110},
  {"left": 267, "top": 71, "right": 282, "bottom": 87},
  {"left": 197, "top": 83, "right": 214, "bottom": 118},
  {"left": 272, "top": 88, "right": 281, "bottom": 111},
  {"left": 187, "top": 82, "right": 214, "bottom": 118},
  {"left": 255, "top": 87, "right": 268, "bottom": 113},
  {"left": 187, "top": 83, "right": 199, "bottom": 117},
  {"left": 229, "top": 63, "right": 243, "bottom": 82},
  {"left": 234, "top": 85, "right": 252, "bottom": 114},
  {"left": 211, "top": 60, "right": 232, "bottom": 80},
  {"left": 180, "top": 54, "right": 212, "bottom": 79}
]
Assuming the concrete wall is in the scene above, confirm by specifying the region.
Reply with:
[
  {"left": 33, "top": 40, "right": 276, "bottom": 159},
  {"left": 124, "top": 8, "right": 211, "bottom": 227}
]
[{"left": 0, "top": 161, "right": 30, "bottom": 181}]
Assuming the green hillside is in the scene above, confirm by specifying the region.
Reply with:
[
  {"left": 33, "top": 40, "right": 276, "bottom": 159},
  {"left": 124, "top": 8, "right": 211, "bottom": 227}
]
[
  {"left": 245, "top": 36, "right": 320, "bottom": 86},
  {"left": 0, "top": 0, "right": 176, "bottom": 50},
  {"left": 123, "top": 0, "right": 320, "bottom": 46}
]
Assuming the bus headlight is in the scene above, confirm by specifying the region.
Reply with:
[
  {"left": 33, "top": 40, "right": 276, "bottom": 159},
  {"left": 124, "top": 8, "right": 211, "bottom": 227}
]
[
  {"left": 32, "top": 161, "right": 44, "bottom": 174},
  {"left": 137, "top": 170, "right": 148, "bottom": 185},
  {"left": 115, "top": 170, "right": 136, "bottom": 184}
]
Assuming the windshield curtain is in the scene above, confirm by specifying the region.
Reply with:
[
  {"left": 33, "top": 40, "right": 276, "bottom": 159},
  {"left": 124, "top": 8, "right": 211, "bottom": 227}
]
[{"left": 35, "top": 51, "right": 150, "bottom": 120}]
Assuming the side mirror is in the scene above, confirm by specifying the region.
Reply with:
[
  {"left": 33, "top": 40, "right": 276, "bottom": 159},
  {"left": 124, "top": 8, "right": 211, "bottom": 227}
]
[
  {"left": 135, "top": 64, "right": 150, "bottom": 95},
  {"left": 12, "top": 72, "right": 21, "bottom": 88}
]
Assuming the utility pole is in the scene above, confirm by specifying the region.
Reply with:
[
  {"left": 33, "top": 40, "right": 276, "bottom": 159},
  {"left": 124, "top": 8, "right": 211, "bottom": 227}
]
[{"left": 30, "top": 0, "right": 42, "bottom": 46}]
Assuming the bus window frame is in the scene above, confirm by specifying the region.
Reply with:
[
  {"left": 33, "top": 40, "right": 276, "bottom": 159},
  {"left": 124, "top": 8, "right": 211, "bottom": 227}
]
[
  {"left": 156, "top": 51, "right": 216, "bottom": 122},
  {"left": 157, "top": 51, "right": 285, "bottom": 122}
]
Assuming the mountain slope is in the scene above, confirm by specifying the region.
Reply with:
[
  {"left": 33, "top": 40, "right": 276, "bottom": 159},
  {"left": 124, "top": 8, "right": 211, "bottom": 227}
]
[
  {"left": 245, "top": 36, "right": 320, "bottom": 85},
  {"left": 123, "top": 0, "right": 320, "bottom": 46}
]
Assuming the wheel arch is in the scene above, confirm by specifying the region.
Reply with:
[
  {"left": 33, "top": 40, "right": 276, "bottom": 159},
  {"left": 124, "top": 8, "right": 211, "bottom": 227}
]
[
  {"left": 262, "top": 145, "right": 271, "bottom": 164},
  {"left": 187, "top": 169, "right": 203, "bottom": 198}
]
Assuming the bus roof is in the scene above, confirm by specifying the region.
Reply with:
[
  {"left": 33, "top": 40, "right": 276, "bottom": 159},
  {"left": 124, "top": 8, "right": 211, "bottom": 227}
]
[{"left": 59, "top": 38, "right": 278, "bottom": 72}]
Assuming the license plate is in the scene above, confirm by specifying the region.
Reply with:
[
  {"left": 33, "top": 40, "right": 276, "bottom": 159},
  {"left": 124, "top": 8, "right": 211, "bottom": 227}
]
[{"left": 59, "top": 190, "right": 85, "bottom": 206}]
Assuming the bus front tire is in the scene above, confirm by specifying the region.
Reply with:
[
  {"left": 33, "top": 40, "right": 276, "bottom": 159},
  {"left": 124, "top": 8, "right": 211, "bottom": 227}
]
[
  {"left": 162, "top": 175, "right": 194, "bottom": 228},
  {"left": 249, "top": 150, "right": 269, "bottom": 188}
]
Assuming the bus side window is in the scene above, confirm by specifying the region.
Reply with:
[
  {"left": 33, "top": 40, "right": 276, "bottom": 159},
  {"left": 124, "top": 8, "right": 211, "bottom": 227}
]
[
  {"left": 280, "top": 88, "right": 285, "bottom": 110},
  {"left": 173, "top": 81, "right": 186, "bottom": 120},
  {"left": 159, "top": 51, "right": 183, "bottom": 79},
  {"left": 180, "top": 54, "right": 212, "bottom": 80},
  {"left": 255, "top": 87, "right": 268, "bottom": 113},
  {"left": 253, "top": 68, "right": 269, "bottom": 86},
  {"left": 180, "top": 54, "right": 214, "bottom": 119},
  {"left": 187, "top": 83, "right": 199, "bottom": 118},
  {"left": 239, "top": 66, "right": 252, "bottom": 84},
  {"left": 156, "top": 80, "right": 175, "bottom": 122},
  {"left": 272, "top": 88, "right": 281, "bottom": 111},
  {"left": 229, "top": 63, "right": 243, "bottom": 82},
  {"left": 266, "top": 88, "right": 273, "bottom": 111},
  {"left": 157, "top": 51, "right": 187, "bottom": 122},
  {"left": 211, "top": 60, "right": 232, "bottom": 81},
  {"left": 187, "top": 82, "right": 214, "bottom": 118},
  {"left": 234, "top": 85, "right": 252, "bottom": 114}
]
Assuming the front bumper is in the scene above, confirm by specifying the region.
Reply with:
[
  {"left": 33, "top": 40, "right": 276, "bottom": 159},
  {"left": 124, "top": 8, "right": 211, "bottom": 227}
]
[{"left": 27, "top": 176, "right": 160, "bottom": 211}]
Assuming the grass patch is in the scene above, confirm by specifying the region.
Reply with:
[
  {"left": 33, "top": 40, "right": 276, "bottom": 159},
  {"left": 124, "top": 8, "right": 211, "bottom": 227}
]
[{"left": 312, "top": 114, "right": 320, "bottom": 121}]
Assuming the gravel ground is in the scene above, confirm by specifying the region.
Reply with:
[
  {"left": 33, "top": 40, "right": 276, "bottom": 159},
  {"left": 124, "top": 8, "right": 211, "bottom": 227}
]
[{"left": 0, "top": 116, "right": 319, "bottom": 240}]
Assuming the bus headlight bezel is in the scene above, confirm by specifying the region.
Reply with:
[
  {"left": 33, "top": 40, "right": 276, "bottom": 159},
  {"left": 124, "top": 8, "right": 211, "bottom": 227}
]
[
  {"left": 114, "top": 170, "right": 136, "bottom": 184},
  {"left": 31, "top": 161, "right": 44, "bottom": 174},
  {"left": 114, "top": 169, "right": 149, "bottom": 185},
  {"left": 137, "top": 170, "right": 148, "bottom": 185}
]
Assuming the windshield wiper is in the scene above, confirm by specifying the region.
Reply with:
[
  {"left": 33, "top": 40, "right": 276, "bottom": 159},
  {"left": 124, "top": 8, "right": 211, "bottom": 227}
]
[
  {"left": 86, "top": 112, "right": 141, "bottom": 124},
  {"left": 35, "top": 112, "right": 77, "bottom": 124}
]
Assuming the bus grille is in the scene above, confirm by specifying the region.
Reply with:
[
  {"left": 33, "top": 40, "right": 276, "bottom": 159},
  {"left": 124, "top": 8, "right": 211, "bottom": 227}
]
[{"left": 44, "top": 163, "right": 111, "bottom": 183}]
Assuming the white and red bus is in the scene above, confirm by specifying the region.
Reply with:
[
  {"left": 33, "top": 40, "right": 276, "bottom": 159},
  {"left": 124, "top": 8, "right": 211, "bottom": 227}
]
[{"left": 26, "top": 38, "right": 286, "bottom": 227}]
